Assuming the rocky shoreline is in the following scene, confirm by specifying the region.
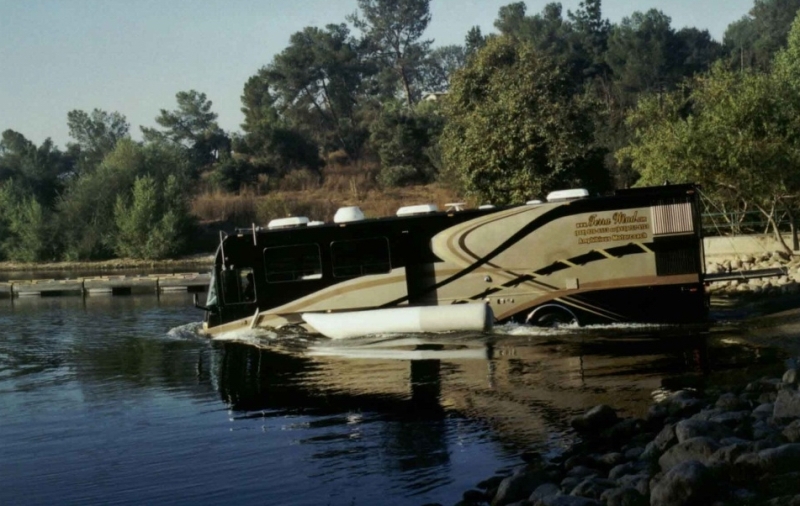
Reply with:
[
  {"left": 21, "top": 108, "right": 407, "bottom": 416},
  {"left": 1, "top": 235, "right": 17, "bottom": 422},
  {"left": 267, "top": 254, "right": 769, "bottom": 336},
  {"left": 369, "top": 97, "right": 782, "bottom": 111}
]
[
  {"left": 706, "top": 252, "right": 800, "bottom": 297},
  {"left": 443, "top": 361, "right": 800, "bottom": 506}
]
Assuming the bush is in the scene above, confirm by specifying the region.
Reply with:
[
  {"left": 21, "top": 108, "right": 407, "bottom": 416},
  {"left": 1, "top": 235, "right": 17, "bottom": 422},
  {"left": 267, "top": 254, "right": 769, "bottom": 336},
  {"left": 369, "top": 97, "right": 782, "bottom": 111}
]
[
  {"left": 377, "top": 164, "right": 420, "bottom": 188},
  {"left": 114, "top": 174, "right": 194, "bottom": 260}
]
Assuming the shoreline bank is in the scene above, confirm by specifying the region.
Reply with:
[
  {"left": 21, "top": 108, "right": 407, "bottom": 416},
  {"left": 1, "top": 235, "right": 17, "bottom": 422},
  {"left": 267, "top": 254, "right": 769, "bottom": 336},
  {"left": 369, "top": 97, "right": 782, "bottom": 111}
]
[{"left": 450, "top": 362, "right": 800, "bottom": 506}]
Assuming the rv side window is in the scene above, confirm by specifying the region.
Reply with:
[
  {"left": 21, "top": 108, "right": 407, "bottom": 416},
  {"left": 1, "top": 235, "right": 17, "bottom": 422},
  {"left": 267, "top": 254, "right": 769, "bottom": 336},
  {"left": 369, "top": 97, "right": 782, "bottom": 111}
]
[
  {"left": 264, "top": 244, "right": 322, "bottom": 282},
  {"left": 220, "top": 267, "right": 256, "bottom": 304},
  {"left": 331, "top": 237, "right": 391, "bottom": 278}
]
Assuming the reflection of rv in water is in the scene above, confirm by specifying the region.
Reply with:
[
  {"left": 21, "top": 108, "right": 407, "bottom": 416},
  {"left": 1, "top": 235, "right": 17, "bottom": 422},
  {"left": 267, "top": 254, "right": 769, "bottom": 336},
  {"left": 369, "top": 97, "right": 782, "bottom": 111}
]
[{"left": 199, "top": 184, "right": 707, "bottom": 337}]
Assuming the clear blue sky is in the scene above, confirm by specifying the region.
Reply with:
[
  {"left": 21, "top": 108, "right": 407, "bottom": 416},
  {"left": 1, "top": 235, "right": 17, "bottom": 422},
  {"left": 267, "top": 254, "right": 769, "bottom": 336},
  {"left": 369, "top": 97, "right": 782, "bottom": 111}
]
[{"left": 0, "top": 0, "right": 755, "bottom": 148}]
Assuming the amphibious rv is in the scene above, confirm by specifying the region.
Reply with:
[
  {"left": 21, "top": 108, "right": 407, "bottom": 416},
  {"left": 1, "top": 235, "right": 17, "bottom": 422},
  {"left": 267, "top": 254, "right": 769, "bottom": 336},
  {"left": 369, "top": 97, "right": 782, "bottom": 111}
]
[{"left": 198, "top": 184, "right": 707, "bottom": 338}]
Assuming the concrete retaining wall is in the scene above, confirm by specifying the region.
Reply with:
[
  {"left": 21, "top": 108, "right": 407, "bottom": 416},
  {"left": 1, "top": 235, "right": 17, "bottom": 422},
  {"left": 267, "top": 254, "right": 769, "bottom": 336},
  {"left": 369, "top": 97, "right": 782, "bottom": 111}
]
[{"left": 704, "top": 234, "right": 796, "bottom": 258}]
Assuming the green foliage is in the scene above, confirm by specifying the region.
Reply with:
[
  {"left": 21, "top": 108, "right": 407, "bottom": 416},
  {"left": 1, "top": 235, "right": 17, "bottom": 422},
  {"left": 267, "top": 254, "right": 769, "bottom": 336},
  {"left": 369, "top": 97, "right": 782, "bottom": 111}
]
[
  {"left": 0, "top": 130, "right": 73, "bottom": 206},
  {"left": 441, "top": 37, "right": 609, "bottom": 205},
  {"left": 114, "top": 174, "right": 193, "bottom": 260},
  {"left": 254, "top": 24, "right": 368, "bottom": 157},
  {"left": 142, "top": 90, "right": 229, "bottom": 169},
  {"left": 57, "top": 139, "right": 192, "bottom": 260},
  {"left": 67, "top": 109, "right": 129, "bottom": 173},
  {"left": 370, "top": 100, "right": 444, "bottom": 186},
  {"left": 350, "top": 0, "right": 432, "bottom": 106},
  {"left": 619, "top": 50, "right": 800, "bottom": 238},
  {"left": 723, "top": 0, "right": 800, "bottom": 71},
  {"left": 0, "top": 183, "right": 58, "bottom": 262}
]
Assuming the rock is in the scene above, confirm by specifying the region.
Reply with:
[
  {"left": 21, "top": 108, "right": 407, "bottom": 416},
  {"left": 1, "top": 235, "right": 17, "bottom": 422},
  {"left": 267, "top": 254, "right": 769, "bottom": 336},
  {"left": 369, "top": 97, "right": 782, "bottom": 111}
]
[
  {"left": 708, "top": 410, "right": 750, "bottom": 427},
  {"left": 759, "top": 472, "right": 800, "bottom": 497},
  {"left": 653, "top": 423, "right": 678, "bottom": 451},
  {"left": 774, "top": 389, "right": 800, "bottom": 420},
  {"left": 757, "top": 444, "right": 800, "bottom": 473},
  {"left": 596, "top": 452, "right": 624, "bottom": 469},
  {"left": 753, "top": 402, "right": 775, "bottom": 418},
  {"left": 707, "top": 442, "right": 751, "bottom": 468},
  {"left": 674, "top": 419, "right": 731, "bottom": 443},
  {"left": 601, "top": 419, "right": 643, "bottom": 445},
  {"left": 649, "top": 461, "right": 714, "bottom": 506},
  {"left": 623, "top": 447, "right": 644, "bottom": 461},
  {"left": 660, "top": 391, "right": 705, "bottom": 417},
  {"left": 560, "top": 477, "right": 582, "bottom": 495},
  {"left": 569, "top": 477, "right": 615, "bottom": 500},
  {"left": 599, "top": 486, "right": 646, "bottom": 506},
  {"left": 529, "top": 483, "right": 560, "bottom": 503},
  {"left": 493, "top": 467, "right": 546, "bottom": 506},
  {"left": 566, "top": 466, "right": 599, "bottom": 479},
  {"left": 608, "top": 462, "right": 638, "bottom": 481},
  {"left": 570, "top": 405, "right": 619, "bottom": 433},
  {"left": 747, "top": 377, "right": 782, "bottom": 393},
  {"left": 616, "top": 474, "right": 649, "bottom": 496},
  {"left": 716, "top": 392, "right": 748, "bottom": 411},
  {"left": 658, "top": 437, "right": 720, "bottom": 472},
  {"left": 783, "top": 420, "right": 800, "bottom": 443},
  {"left": 647, "top": 404, "right": 668, "bottom": 423},
  {"left": 479, "top": 476, "right": 506, "bottom": 490},
  {"left": 463, "top": 489, "right": 488, "bottom": 503},
  {"left": 536, "top": 496, "right": 601, "bottom": 506}
]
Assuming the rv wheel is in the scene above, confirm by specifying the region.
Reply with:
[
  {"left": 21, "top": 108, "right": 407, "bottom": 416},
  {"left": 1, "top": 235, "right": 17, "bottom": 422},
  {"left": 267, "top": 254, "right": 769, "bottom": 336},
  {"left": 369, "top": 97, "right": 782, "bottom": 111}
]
[{"left": 527, "top": 306, "right": 577, "bottom": 328}]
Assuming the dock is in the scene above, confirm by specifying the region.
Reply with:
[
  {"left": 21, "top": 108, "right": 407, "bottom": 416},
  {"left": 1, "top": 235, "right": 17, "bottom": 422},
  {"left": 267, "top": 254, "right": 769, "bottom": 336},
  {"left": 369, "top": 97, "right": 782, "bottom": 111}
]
[{"left": 0, "top": 273, "right": 209, "bottom": 299}]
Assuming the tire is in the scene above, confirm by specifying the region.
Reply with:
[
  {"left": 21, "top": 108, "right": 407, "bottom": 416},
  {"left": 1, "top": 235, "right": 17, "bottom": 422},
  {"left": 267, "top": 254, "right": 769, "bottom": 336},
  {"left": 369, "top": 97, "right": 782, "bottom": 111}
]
[{"left": 528, "top": 306, "right": 577, "bottom": 328}]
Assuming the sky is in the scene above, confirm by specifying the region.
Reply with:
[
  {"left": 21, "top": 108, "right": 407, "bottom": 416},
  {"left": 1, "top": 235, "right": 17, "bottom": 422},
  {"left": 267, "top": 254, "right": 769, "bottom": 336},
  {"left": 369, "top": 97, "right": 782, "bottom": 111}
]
[{"left": 0, "top": 0, "right": 757, "bottom": 148}]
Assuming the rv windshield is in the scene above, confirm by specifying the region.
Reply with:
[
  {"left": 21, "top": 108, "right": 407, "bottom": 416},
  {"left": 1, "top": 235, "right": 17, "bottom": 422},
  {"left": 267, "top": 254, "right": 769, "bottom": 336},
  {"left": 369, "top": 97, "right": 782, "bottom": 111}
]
[
  {"left": 205, "top": 270, "right": 218, "bottom": 307},
  {"left": 220, "top": 266, "right": 256, "bottom": 304}
]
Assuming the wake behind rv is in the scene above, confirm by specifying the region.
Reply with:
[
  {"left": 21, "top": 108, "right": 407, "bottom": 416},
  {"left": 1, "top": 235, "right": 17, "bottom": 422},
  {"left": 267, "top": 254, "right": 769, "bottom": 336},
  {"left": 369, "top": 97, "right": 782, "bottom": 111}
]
[{"left": 200, "top": 184, "right": 707, "bottom": 338}]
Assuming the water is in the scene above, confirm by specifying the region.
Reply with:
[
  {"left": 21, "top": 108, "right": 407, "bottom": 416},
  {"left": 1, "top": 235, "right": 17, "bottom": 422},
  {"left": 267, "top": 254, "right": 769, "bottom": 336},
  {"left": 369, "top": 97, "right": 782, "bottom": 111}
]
[{"left": 0, "top": 295, "right": 796, "bottom": 506}]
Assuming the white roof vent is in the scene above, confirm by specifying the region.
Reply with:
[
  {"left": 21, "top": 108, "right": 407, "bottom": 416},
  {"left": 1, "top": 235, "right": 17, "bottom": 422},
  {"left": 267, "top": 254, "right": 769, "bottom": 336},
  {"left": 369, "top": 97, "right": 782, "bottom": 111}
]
[
  {"left": 526, "top": 199, "right": 543, "bottom": 205},
  {"left": 307, "top": 220, "right": 325, "bottom": 227},
  {"left": 478, "top": 204, "right": 495, "bottom": 209},
  {"left": 268, "top": 216, "right": 309, "bottom": 230},
  {"left": 546, "top": 189, "right": 589, "bottom": 202},
  {"left": 445, "top": 202, "right": 466, "bottom": 212},
  {"left": 334, "top": 206, "right": 365, "bottom": 223},
  {"left": 397, "top": 204, "right": 439, "bottom": 217}
]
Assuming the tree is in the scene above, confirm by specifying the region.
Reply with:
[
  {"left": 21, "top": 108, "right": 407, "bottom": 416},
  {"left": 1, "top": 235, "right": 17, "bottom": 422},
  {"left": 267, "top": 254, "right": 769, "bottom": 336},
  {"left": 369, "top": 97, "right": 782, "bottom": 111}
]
[
  {"left": 723, "top": 0, "right": 800, "bottom": 71},
  {"left": 142, "top": 90, "right": 229, "bottom": 168},
  {"left": 67, "top": 109, "right": 129, "bottom": 172},
  {"left": 440, "top": 37, "right": 608, "bottom": 205},
  {"left": 114, "top": 174, "right": 193, "bottom": 259},
  {"left": 370, "top": 99, "right": 444, "bottom": 186},
  {"left": 256, "top": 24, "right": 368, "bottom": 157},
  {"left": 349, "top": 0, "right": 433, "bottom": 106},
  {"left": 56, "top": 139, "right": 192, "bottom": 260},
  {"left": 0, "top": 130, "right": 72, "bottom": 206},
  {"left": 419, "top": 45, "right": 467, "bottom": 93},
  {"left": 0, "top": 181, "right": 58, "bottom": 262},
  {"left": 464, "top": 26, "right": 486, "bottom": 57},
  {"left": 618, "top": 60, "right": 800, "bottom": 252}
]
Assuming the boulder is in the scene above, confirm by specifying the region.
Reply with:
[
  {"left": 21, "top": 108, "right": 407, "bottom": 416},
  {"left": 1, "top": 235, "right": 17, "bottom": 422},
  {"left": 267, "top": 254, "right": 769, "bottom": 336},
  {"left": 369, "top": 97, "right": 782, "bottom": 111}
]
[
  {"left": 649, "top": 461, "right": 714, "bottom": 506},
  {"left": 752, "top": 402, "right": 775, "bottom": 418},
  {"left": 493, "top": 467, "right": 546, "bottom": 506},
  {"left": 529, "top": 483, "right": 561, "bottom": 503},
  {"left": 757, "top": 444, "right": 800, "bottom": 474},
  {"left": 569, "top": 477, "right": 615, "bottom": 500},
  {"left": 660, "top": 391, "right": 705, "bottom": 417},
  {"left": 598, "top": 486, "right": 647, "bottom": 506},
  {"left": 783, "top": 420, "right": 800, "bottom": 443},
  {"left": 784, "top": 369, "right": 798, "bottom": 387},
  {"left": 658, "top": 437, "right": 720, "bottom": 472},
  {"left": 759, "top": 472, "right": 800, "bottom": 497},
  {"left": 707, "top": 442, "right": 751, "bottom": 468},
  {"left": 616, "top": 474, "right": 649, "bottom": 496},
  {"left": 716, "top": 392, "right": 748, "bottom": 411},
  {"left": 774, "top": 389, "right": 800, "bottom": 420},
  {"left": 674, "top": 419, "right": 731, "bottom": 443},
  {"left": 570, "top": 405, "right": 619, "bottom": 433},
  {"left": 536, "top": 496, "right": 601, "bottom": 506}
]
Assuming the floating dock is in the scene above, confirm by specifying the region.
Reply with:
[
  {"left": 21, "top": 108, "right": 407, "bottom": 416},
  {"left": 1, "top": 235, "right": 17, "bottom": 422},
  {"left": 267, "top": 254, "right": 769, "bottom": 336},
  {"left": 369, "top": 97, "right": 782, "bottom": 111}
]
[{"left": 0, "top": 273, "right": 209, "bottom": 299}]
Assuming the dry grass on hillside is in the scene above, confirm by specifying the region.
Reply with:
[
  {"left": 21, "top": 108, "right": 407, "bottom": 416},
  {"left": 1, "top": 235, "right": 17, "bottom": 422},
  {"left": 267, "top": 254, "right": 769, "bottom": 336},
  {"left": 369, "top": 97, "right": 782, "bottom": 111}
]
[{"left": 191, "top": 163, "right": 468, "bottom": 228}]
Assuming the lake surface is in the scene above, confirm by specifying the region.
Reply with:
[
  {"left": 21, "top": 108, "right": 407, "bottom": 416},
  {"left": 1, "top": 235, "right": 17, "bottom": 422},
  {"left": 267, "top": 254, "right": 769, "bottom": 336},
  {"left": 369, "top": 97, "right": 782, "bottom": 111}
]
[{"left": 0, "top": 294, "right": 796, "bottom": 506}]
